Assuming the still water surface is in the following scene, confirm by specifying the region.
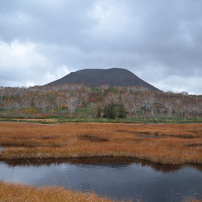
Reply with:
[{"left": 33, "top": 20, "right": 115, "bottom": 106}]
[{"left": 0, "top": 158, "right": 202, "bottom": 202}]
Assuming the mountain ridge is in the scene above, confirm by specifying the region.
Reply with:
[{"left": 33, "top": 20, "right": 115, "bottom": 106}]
[{"left": 47, "top": 68, "right": 160, "bottom": 92}]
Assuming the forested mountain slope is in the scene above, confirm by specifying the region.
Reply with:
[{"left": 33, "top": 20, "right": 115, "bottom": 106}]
[{"left": 0, "top": 84, "right": 201, "bottom": 119}]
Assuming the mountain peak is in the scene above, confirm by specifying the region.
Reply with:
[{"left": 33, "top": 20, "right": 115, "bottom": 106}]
[{"left": 47, "top": 68, "right": 159, "bottom": 91}]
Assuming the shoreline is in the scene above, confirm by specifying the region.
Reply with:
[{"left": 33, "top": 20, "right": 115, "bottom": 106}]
[
  {"left": 1, "top": 153, "right": 202, "bottom": 165},
  {"left": 0, "top": 181, "right": 120, "bottom": 202}
]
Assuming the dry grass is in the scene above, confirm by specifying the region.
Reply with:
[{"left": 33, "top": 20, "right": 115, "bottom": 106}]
[
  {"left": 0, "top": 181, "right": 201, "bottom": 202},
  {"left": 182, "top": 198, "right": 202, "bottom": 202},
  {"left": 0, "top": 122, "right": 202, "bottom": 164},
  {"left": 0, "top": 181, "right": 121, "bottom": 202}
]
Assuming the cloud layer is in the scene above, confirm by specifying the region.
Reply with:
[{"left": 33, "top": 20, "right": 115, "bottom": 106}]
[{"left": 0, "top": 0, "right": 202, "bottom": 94}]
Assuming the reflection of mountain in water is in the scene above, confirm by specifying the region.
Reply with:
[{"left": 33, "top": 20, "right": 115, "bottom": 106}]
[{"left": 1, "top": 157, "right": 193, "bottom": 173}]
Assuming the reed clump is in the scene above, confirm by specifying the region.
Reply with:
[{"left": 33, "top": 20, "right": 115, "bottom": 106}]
[{"left": 0, "top": 122, "right": 202, "bottom": 164}]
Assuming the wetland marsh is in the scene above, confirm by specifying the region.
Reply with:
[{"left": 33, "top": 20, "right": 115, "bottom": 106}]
[{"left": 0, "top": 122, "right": 202, "bottom": 201}]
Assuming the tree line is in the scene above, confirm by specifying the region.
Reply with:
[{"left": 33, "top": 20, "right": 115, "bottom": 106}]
[{"left": 0, "top": 84, "right": 202, "bottom": 119}]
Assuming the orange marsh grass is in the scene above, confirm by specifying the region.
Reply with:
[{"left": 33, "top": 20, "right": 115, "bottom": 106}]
[
  {"left": 0, "top": 181, "right": 122, "bottom": 202},
  {"left": 0, "top": 122, "right": 202, "bottom": 164},
  {"left": 0, "top": 181, "right": 201, "bottom": 202}
]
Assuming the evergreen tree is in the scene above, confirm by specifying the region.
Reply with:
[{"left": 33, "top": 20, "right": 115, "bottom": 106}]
[
  {"left": 103, "top": 102, "right": 126, "bottom": 119},
  {"left": 103, "top": 102, "right": 116, "bottom": 119},
  {"left": 117, "top": 103, "right": 127, "bottom": 118},
  {"left": 96, "top": 105, "right": 102, "bottom": 118}
]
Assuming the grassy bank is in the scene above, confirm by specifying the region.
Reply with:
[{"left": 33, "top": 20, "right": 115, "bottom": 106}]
[
  {"left": 0, "top": 181, "right": 122, "bottom": 202},
  {"left": 0, "top": 122, "right": 202, "bottom": 164},
  {"left": 1, "top": 116, "right": 202, "bottom": 124},
  {"left": 0, "top": 181, "right": 201, "bottom": 202}
]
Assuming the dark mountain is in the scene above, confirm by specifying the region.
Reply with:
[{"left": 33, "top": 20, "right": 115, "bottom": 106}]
[{"left": 47, "top": 68, "right": 159, "bottom": 91}]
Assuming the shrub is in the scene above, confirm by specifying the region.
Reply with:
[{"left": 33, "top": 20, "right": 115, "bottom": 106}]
[
  {"left": 103, "top": 102, "right": 126, "bottom": 119},
  {"left": 25, "top": 107, "right": 38, "bottom": 114}
]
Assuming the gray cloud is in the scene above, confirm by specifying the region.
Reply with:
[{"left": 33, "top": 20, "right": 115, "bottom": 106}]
[{"left": 0, "top": 0, "right": 202, "bottom": 94}]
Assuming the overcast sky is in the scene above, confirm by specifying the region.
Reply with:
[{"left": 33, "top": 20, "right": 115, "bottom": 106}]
[{"left": 0, "top": 0, "right": 202, "bottom": 94}]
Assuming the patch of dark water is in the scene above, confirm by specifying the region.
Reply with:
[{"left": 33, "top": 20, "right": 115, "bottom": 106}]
[
  {"left": 3, "top": 158, "right": 183, "bottom": 173},
  {"left": 0, "top": 158, "right": 202, "bottom": 202},
  {"left": 138, "top": 134, "right": 166, "bottom": 138},
  {"left": 0, "top": 147, "right": 4, "bottom": 153},
  {"left": 187, "top": 144, "right": 202, "bottom": 149}
]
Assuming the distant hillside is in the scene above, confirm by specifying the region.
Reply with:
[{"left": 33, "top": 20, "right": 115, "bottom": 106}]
[{"left": 47, "top": 68, "right": 160, "bottom": 91}]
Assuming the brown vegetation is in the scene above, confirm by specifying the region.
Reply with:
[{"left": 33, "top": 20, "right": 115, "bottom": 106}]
[
  {"left": 0, "top": 181, "right": 120, "bottom": 202},
  {"left": 0, "top": 122, "right": 202, "bottom": 164},
  {"left": 0, "top": 181, "right": 201, "bottom": 202},
  {"left": 1, "top": 84, "right": 202, "bottom": 119},
  {"left": 183, "top": 199, "right": 202, "bottom": 202}
]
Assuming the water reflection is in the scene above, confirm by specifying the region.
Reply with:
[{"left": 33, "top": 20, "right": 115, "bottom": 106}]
[
  {"left": 2, "top": 157, "right": 186, "bottom": 173},
  {"left": 0, "top": 158, "right": 202, "bottom": 202}
]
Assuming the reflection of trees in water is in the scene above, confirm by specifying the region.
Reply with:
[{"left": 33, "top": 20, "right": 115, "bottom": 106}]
[
  {"left": 134, "top": 160, "right": 182, "bottom": 173},
  {"left": 189, "top": 164, "right": 202, "bottom": 172},
  {"left": 2, "top": 157, "right": 200, "bottom": 173},
  {"left": 2, "top": 157, "right": 135, "bottom": 168}
]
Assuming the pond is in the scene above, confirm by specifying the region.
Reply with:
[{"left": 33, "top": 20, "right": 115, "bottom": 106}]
[{"left": 0, "top": 158, "right": 202, "bottom": 202}]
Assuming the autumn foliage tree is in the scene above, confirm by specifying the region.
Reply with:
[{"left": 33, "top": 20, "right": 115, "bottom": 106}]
[{"left": 0, "top": 84, "right": 202, "bottom": 119}]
